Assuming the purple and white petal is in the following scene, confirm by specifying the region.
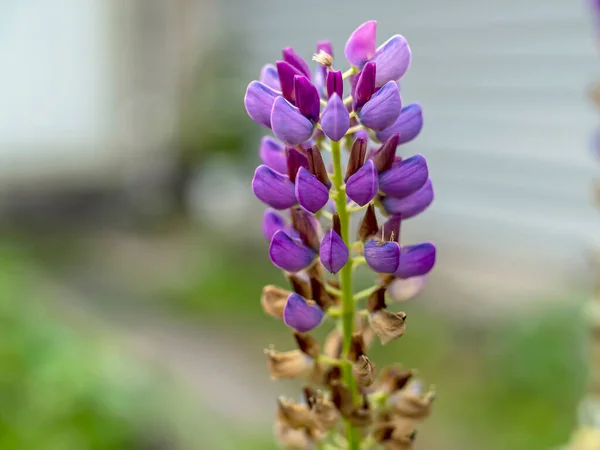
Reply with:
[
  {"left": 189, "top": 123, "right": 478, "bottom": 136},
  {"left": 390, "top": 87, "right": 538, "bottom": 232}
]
[
  {"left": 364, "top": 239, "right": 401, "bottom": 273},
  {"left": 376, "top": 103, "right": 423, "bottom": 144},
  {"left": 320, "top": 230, "right": 349, "bottom": 274},
  {"left": 271, "top": 96, "right": 315, "bottom": 145},
  {"left": 252, "top": 165, "right": 297, "bottom": 209},
  {"left": 295, "top": 167, "right": 329, "bottom": 213},
  {"left": 358, "top": 81, "right": 402, "bottom": 131},
  {"left": 283, "top": 293, "right": 324, "bottom": 332},
  {"left": 344, "top": 20, "right": 377, "bottom": 67},
  {"left": 321, "top": 94, "right": 350, "bottom": 142},
  {"left": 244, "top": 81, "right": 280, "bottom": 128},
  {"left": 371, "top": 35, "right": 411, "bottom": 86}
]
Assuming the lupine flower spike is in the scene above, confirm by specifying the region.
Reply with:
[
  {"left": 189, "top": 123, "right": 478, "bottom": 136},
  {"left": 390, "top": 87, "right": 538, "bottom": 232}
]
[{"left": 245, "top": 19, "right": 437, "bottom": 450}]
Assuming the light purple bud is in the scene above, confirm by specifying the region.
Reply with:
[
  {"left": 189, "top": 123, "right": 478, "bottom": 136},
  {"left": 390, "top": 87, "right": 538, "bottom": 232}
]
[
  {"left": 259, "top": 64, "right": 281, "bottom": 91},
  {"left": 376, "top": 103, "right": 423, "bottom": 144},
  {"left": 259, "top": 136, "right": 287, "bottom": 174},
  {"left": 344, "top": 20, "right": 377, "bottom": 67},
  {"left": 271, "top": 96, "right": 314, "bottom": 145},
  {"left": 320, "top": 229, "right": 349, "bottom": 274},
  {"left": 326, "top": 71, "right": 343, "bottom": 98},
  {"left": 358, "top": 81, "right": 401, "bottom": 131},
  {"left": 276, "top": 61, "right": 304, "bottom": 103},
  {"left": 346, "top": 159, "right": 378, "bottom": 206},
  {"left": 252, "top": 165, "right": 297, "bottom": 210},
  {"left": 295, "top": 167, "right": 329, "bottom": 213},
  {"left": 244, "top": 81, "right": 280, "bottom": 128},
  {"left": 364, "top": 239, "right": 401, "bottom": 274},
  {"left": 270, "top": 230, "right": 315, "bottom": 272},
  {"left": 354, "top": 62, "right": 376, "bottom": 109},
  {"left": 294, "top": 76, "right": 321, "bottom": 122},
  {"left": 321, "top": 94, "right": 350, "bottom": 142},
  {"left": 381, "top": 179, "right": 434, "bottom": 219},
  {"left": 371, "top": 35, "right": 411, "bottom": 86},
  {"left": 283, "top": 293, "right": 324, "bottom": 332},
  {"left": 262, "top": 209, "right": 286, "bottom": 241},
  {"left": 379, "top": 154, "right": 428, "bottom": 198},
  {"left": 283, "top": 47, "right": 312, "bottom": 79},
  {"left": 394, "top": 243, "right": 436, "bottom": 279},
  {"left": 314, "top": 67, "right": 326, "bottom": 98}
]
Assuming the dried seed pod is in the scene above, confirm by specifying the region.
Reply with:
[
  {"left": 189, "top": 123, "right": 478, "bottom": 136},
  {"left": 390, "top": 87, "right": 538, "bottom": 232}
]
[
  {"left": 353, "top": 355, "right": 376, "bottom": 387},
  {"left": 277, "top": 398, "right": 316, "bottom": 429},
  {"left": 377, "top": 365, "right": 415, "bottom": 394},
  {"left": 312, "top": 392, "right": 340, "bottom": 432},
  {"left": 369, "top": 310, "right": 407, "bottom": 345},
  {"left": 261, "top": 285, "right": 290, "bottom": 318},
  {"left": 323, "top": 329, "right": 342, "bottom": 359},
  {"left": 274, "top": 419, "right": 315, "bottom": 450},
  {"left": 265, "top": 349, "right": 313, "bottom": 379},
  {"left": 390, "top": 381, "right": 435, "bottom": 420}
]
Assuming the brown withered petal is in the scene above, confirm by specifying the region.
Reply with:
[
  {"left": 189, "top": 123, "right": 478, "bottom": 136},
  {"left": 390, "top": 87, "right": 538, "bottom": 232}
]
[
  {"left": 312, "top": 392, "right": 340, "bottom": 432},
  {"left": 307, "top": 361, "right": 328, "bottom": 385},
  {"left": 373, "top": 422, "right": 395, "bottom": 443},
  {"left": 323, "top": 329, "right": 342, "bottom": 359},
  {"left": 348, "top": 333, "right": 365, "bottom": 362},
  {"left": 390, "top": 384, "right": 435, "bottom": 420},
  {"left": 345, "top": 137, "right": 367, "bottom": 181},
  {"left": 353, "top": 355, "right": 376, "bottom": 387},
  {"left": 366, "top": 287, "right": 387, "bottom": 313},
  {"left": 348, "top": 403, "right": 373, "bottom": 429},
  {"left": 309, "top": 277, "right": 335, "bottom": 311},
  {"left": 384, "top": 437, "right": 415, "bottom": 450},
  {"left": 325, "top": 366, "right": 342, "bottom": 385},
  {"left": 294, "top": 332, "right": 320, "bottom": 359},
  {"left": 303, "top": 386, "right": 317, "bottom": 408},
  {"left": 357, "top": 203, "right": 379, "bottom": 242},
  {"left": 307, "top": 145, "right": 331, "bottom": 188},
  {"left": 377, "top": 366, "right": 414, "bottom": 394},
  {"left": 287, "top": 272, "right": 312, "bottom": 298},
  {"left": 261, "top": 285, "right": 290, "bottom": 318},
  {"left": 330, "top": 381, "right": 355, "bottom": 417},
  {"left": 332, "top": 213, "right": 342, "bottom": 237},
  {"left": 369, "top": 310, "right": 407, "bottom": 345},
  {"left": 291, "top": 207, "right": 321, "bottom": 251},
  {"left": 355, "top": 315, "right": 376, "bottom": 350},
  {"left": 265, "top": 348, "right": 313, "bottom": 379},
  {"left": 274, "top": 419, "right": 315, "bottom": 450},
  {"left": 373, "top": 134, "right": 400, "bottom": 173},
  {"left": 277, "top": 398, "right": 317, "bottom": 429}
]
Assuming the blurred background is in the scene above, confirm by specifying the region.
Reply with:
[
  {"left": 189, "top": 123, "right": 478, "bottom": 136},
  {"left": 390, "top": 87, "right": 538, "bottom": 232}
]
[{"left": 0, "top": 0, "right": 598, "bottom": 448}]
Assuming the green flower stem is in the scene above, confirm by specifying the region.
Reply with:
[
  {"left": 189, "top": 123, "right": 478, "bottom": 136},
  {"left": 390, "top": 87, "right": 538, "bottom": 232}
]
[
  {"left": 346, "top": 125, "right": 364, "bottom": 135},
  {"left": 330, "top": 138, "right": 361, "bottom": 450},
  {"left": 342, "top": 67, "right": 358, "bottom": 79},
  {"left": 354, "top": 285, "right": 380, "bottom": 302}
]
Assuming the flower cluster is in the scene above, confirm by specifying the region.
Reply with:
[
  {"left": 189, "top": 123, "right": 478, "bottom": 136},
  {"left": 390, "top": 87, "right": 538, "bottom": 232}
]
[{"left": 245, "top": 20, "right": 436, "bottom": 450}]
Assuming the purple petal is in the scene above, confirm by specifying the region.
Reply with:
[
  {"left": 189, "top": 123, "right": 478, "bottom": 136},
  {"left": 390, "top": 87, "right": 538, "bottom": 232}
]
[
  {"left": 271, "top": 96, "right": 315, "bottom": 145},
  {"left": 346, "top": 159, "right": 378, "bottom": 206},
  {"left": 358, "top": 81, "right": 401, "bottom": 131},
  {"left": 259, "top": 64, "right": 281, "bottom": 91},
  {"left": 294, "top": 76, "right": 321, "bottom": 122},
  {"left": 283, "top": 293, "right": 324, "bottom": 332},
  {"left": 252, "top": 165, "right": 297, "bottom": 210},
  {"left": 320, "top": 229, "right": 349, "bottom": 274},
  {"left": 371, "top": 35, "right": 411, "bottom": 86},
  {"left": 295, "top": 167, "right": 329, "bottom": 213},
  {"left": 263, "top": 209, "right": 286, "bottom": 241},
  {"left": 326, "top": 71, "right": 343, "bottom": 98},
  {"left": 379, "top": 154, "right": 429, "bottom": 198},
  {"left": 344, "top": 20, "right": 377, "bottom": 67},
  {"left": 381, "top": 179, "right": 434, "bottom": 219},
  {"left": 270, "top": 230, "right": 315, "bottom": 272},
  {"left": 244, "top": 81, "right": 279, "bottom": 128},
  {"left": 283, "top": 47, "right": 312, "bottom": 79},
  {"left": 376, "top": 103, "right": 423, "bottom": 144},
  {"left": 276, "top": 61, "right": 303, "bottom": 103},
  {"left": 286, "top": 147, "right": 310, "bottom": 182},
  {"left": 259, "top": 136, "right": 287, "bottom": 174},
  {"left": 394, "top": 243, "right": 436, "bottom": 279},
  {"left": 354, "top": 62, "right": 376, "bottom": 109},
  {"left": 364, "top": 239, "right": 401, "bottom": 274},
  {"left": 321, "top": 94, "right": 350, "bottom": 142},
  {"left": 313, "top": 67, "right": 326, "bottom": 98}
]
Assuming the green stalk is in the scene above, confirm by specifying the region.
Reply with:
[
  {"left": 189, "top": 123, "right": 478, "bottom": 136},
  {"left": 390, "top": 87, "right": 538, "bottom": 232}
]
[{"left": 330, "top": 139, "right": 361, "bottom": 450}]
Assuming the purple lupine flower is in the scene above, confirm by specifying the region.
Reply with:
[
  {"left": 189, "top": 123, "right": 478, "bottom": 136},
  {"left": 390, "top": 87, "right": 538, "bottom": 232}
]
[
  {"left": 259, "top": 136, "right": 287, "bottom": 174},
  {"left": 245, "top": 81, "right": 280, "bottom": 128},
  {"left": 276, "top": 61, "right": 304, "bottom": 103},
  {"left": 344, "top": 20, "right": 411, "bottom": 86},
  {"left": 260, "top": 64, "right": 281, "bottom": 91},
  {"left": 364, "top": 239, "right": 401, "bottom": 273},
  {"left": 394, "top": 243, "right": 436, "bottom": 278},
  {"left": 262, "top": 209, "right": 287, "bottom": 241},
  {"left": 381, "top": 179, "right": 434, "bottom": 219},
  {"left": 320, "top": 229, "right": 349, "bottom": 274},
  {"left": 269, "top": 230, "right": 315, "bottom": 272},
  {"left": 283, "top": 47, "right": 312, "bottom": 79},
  {"left": 346, "top": 159, "right": 378, "bottom": 206},
  {"left": 379, "top": 154, "right": 429, "bottom": 198},
  {"left": 321, "top": 94, "right": 350, "bottom": 142},
  {"left": 295, "top": 167, "right": 329, "bottom": 213},
  {"left": 326, "top": 71, "right": 343, "bottom": 98},
  {"left": 354, "top": 62, "right": 376, "bottom": 109},
  {"left": 376, "top": 103, "right": 423, "bottom": 144},
  {"left": 271, "top": 96, "right": 315, "bottom": 145},
  {"left": 295, "top": 76, "right": 320, "bottom": 123},
  {"left": 358, "top": 81, "right": 402, "bottom": 131},
  {"left": 286, "top": 147, "right": 309, "bottom": 181},
  {"left": 252, "top": 165, "right": 297, "bottom": 209},
  {"left": 283, "top": 293, "right": 324, "bottom": 332}
]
